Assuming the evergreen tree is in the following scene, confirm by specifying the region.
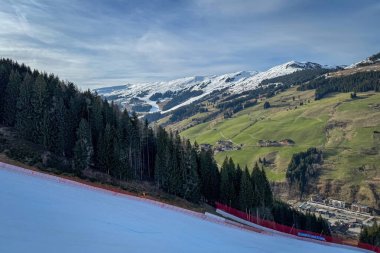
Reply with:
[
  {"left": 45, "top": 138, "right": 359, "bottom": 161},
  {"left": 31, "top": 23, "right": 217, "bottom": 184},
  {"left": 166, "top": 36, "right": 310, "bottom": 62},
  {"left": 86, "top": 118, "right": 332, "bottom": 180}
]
[
  {"left": 199, "top": 149, "right": 220, "bottom": 202},
  {"left": 0, "top": 64, "right": 11, "bottom": 123},
  {"left": 52, "top": 98, "right": 66, "bottom": 155},
  {"left": 261, "top": 167, "right": 273, "bottom": 207},
  {"left": 220, "top": 157, "right": 236, "bottom": 206},
  {"left": 30, "top": 74, "right": 47, "bottom": 143},
  {"left": 360, "top": 220, "right": 380, "bottom": 247},
  {"left": 251, "top": 162, "right": 273, "bottom": 208},
  {"left": 73, "top": 118, "right": 93, "bottom": 173},
  {"left": 15, "top": 73, "right": 34, "bottom": 140},
  {"left": 233, "top": 163, "right": 242, "bottom": 207},
  {"left": 182, "top": 140, "right": 201, "bottom": 202},
  {"left": 98, "top": 124, "right": 115, "bottom": 175},
  {"left": 3, "top": 70, "right": 21, "bottom": 126},
  {"left": 155, "top": 127, "right": 170, "bottom": 190},
  {"left": 239, "top": 166, "right": 254, "bottom": 212}
]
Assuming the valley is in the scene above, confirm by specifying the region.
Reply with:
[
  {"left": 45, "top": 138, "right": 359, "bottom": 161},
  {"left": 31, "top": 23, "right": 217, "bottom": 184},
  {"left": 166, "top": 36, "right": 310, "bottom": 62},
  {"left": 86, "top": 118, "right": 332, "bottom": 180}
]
[{"left": 179, "top": 88, "right": 380, "bottom": 208}]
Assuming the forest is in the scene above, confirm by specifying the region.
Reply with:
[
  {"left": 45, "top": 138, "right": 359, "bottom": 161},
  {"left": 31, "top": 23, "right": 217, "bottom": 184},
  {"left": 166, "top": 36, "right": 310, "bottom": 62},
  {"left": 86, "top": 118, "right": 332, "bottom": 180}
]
[
  {"left": 286, "top": 148, "right": 323, "bottom": 198},
  {"left": 0, "top": 58, "right": 330, "bottom": 235},
  {"left": 260, "top": 68, "right": 333, "bottom": 86},
  {"left": 298, "top": 71, "right": 380, "bottom": 99},
  {"left": 360, "top": 221, "right": 380, "bottom": 247}
]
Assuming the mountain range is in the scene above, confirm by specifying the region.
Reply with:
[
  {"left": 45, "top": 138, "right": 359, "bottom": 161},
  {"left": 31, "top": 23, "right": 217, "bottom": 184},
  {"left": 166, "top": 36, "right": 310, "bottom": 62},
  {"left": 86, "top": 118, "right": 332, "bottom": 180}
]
[{"left": 95, "top": 61, "right": 335, "bottom": 114}]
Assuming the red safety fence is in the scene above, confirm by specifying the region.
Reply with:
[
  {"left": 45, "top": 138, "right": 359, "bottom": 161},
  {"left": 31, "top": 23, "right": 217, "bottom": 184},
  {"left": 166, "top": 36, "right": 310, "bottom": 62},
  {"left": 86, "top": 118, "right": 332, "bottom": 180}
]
[{"left": 216, "top": 202, "right": 380, "bottom": 253}]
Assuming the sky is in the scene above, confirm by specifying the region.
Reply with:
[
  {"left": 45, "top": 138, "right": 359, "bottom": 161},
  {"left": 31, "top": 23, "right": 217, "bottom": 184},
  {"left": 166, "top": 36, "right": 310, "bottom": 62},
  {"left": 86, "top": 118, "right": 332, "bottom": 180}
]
[{"left": 0, "top": 0, "right": 379, "bottom": 89}]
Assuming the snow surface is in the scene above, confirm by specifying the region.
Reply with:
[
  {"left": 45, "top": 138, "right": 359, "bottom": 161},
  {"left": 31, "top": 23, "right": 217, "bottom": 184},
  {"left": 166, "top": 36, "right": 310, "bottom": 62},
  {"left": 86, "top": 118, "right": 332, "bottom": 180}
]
[
  {"left": 95, "top": 61, "right": 326, "bottom": 113},
  {"left": 0, "top": 164, "right": 361, "bottom": 253}
]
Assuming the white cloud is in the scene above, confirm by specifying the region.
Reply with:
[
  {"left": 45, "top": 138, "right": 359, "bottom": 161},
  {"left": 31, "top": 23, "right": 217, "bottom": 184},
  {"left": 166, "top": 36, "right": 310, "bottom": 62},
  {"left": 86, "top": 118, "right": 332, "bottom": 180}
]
[{"left": 0, "top": 0, "right": 378, "bottom": 89}]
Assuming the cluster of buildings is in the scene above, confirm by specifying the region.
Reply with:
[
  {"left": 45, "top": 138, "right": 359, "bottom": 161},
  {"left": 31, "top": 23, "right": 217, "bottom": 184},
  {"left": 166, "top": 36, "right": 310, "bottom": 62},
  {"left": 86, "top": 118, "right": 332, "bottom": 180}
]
[
  {"left": 257, "top": 139, "right": 295, "bottom": 147},
  {"left": 200, "top": 140, "right": 242, "bottom": 153},
  {"left": 296, "top": 195, "right": 378, "bottom": 237},
  {"left": 310, "top": 195, "right": 370, "bottom": 213}
]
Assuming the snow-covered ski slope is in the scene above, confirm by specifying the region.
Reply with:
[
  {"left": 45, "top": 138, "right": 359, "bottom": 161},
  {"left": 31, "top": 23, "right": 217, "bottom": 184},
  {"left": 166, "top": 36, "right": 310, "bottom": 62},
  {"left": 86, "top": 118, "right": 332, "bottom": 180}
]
[{"left": 0, "top": 164, "right": 363, "bottom": 253}]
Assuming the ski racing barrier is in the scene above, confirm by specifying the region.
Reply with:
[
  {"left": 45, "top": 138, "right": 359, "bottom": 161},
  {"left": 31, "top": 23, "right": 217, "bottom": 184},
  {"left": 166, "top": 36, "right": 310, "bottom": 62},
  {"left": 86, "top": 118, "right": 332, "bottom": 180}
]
[{"left": 215, "top": 202, "right": 380, "bottom": 252}]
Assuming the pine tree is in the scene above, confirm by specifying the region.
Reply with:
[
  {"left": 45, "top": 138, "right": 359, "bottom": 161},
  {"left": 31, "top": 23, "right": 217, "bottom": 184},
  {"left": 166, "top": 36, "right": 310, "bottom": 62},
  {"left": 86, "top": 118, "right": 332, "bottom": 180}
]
[
  {"left": 3, "top": 70, "right": 21, "bottom": 126},
  {"left": 30, "top": 74, "right": 47, "bottom": 143},
  {"left": 0, "top": 64, "right": 11, "bottom": 123},
  {"left": 182, "top": 140, "right": 201, "bottom": 202},
  {"left": 117, "top": 110, "right": 131, "bottom": 180},
  {"left": 261, "top": 167, "right": 273, "bottom": 208},
  {"left": 220, "top": 157, "right": 236, "bottom": 206},
  {"left": 251, "top": 162, "right": 261, "bottom": 207},
  {"left": 239, "top": 166, "right": 254, "bottom": 212},
  {"left": 251, "top": 163, "right": 273, "bottom": 209},
  {"left": 155, "top": 127, "right": 170, "bottom": 190},
  {"left": 16, "top": 73, "right": 34, "bottom": 140},
  {"left": 199, "top": 149, "right": 220, "bottom": 202},
  {"left": 73, "top": 118, "right": 93, "bottom": 173},
  {"left": 98, "top": 124, "right": 115, "bottom": 175},
  {"left": 52, "top": 98, "right": 66, "bottom": 155},
  {"left": 234, "top": 163, "right": 242, "bottom": 207}
]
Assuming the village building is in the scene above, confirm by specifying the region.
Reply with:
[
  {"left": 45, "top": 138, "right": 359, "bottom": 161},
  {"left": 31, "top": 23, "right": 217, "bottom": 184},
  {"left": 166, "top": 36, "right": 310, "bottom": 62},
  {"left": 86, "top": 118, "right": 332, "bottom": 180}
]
[
  {"left": 328, "top": 199, "right": 345, "bottom": 209},
  {"left": 351, "top": 203, "right": 369, "bottom": 213}
]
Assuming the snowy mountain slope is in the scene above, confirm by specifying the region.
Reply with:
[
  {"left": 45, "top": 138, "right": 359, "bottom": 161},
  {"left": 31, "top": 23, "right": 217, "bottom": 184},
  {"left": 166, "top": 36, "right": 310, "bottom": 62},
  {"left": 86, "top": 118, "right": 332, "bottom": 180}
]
[
  {"left": 0, "top": 164, "right": 361, "bottom": 253},
  {"left": 95, "top": 61, "right": 328, "bottom": 114},
  {"left": 345, "top": 52, "right": 380, "bottom": 69}
]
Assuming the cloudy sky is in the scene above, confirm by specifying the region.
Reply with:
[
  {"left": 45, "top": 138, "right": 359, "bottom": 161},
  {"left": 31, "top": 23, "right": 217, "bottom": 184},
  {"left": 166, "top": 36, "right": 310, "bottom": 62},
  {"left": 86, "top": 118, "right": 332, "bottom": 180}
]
[{"left": 1, "top": 0, "right": 379, "bottom": 88}]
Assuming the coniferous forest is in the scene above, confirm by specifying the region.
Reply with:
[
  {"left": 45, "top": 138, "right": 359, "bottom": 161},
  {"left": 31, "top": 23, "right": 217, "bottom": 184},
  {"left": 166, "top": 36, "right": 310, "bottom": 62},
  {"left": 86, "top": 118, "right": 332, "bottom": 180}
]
[
  {"left": 360, "top": 221, "right": 380, "bottom": 247},
  {"left": 298, "top": 71, "right": 380, "bottom": 99},
  {"left": 0, "top": 58, "right": 330, "bottom": 235}
]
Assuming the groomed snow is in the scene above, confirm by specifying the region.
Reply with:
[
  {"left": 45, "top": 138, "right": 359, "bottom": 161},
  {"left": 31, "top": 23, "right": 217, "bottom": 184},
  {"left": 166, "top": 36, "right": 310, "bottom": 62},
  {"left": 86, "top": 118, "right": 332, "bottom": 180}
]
[{"left": 0, "top": 164, "right": 361, "bottom": 253}]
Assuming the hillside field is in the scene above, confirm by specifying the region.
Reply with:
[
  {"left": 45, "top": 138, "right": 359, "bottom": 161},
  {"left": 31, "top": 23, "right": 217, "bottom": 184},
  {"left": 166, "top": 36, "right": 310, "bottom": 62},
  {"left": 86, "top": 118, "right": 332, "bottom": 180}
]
[{"left": 180, "top": 88, "right": 380, "bottom": 206}]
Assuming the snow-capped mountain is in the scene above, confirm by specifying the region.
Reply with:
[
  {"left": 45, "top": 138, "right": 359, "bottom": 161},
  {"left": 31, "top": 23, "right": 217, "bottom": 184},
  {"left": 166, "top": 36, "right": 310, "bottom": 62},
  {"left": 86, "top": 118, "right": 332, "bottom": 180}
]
[
  {"left": 345, "top": 52, "right": 380, "bottom": 69},
  {"left": 95, "top": 61, "right": 326, "bottom": 114}
]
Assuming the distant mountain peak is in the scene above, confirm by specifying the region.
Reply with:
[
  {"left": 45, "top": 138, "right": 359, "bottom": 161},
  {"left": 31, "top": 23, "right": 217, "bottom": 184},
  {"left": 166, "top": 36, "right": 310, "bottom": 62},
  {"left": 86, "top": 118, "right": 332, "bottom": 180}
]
[
  {"left": 285, "top": 61, "right": 322, "bottom": 69},
  {"left": 345, "top": 52, "right": 380, "bottom": 69},
  {"left": 95, "top": 60, "right": 328, "bottom": 114}
]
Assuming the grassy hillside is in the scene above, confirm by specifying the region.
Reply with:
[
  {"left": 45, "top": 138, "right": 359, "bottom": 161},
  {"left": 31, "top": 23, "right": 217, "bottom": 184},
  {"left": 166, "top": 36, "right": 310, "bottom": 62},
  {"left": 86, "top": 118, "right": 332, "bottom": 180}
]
[{"left": 180, "top": 87, "right": 380, "bottom": 206}]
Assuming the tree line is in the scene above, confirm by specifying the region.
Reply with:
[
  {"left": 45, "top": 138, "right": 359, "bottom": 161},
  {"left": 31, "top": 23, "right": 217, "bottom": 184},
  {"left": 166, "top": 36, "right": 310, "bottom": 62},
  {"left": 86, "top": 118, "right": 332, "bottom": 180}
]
[
  {"left": 298, "top": 71, "right": 380, "bottom": 100},
  {"left": 360, "top": 221, "right": 380, "bottom": 247},
  {"left": 0, "top": 58, "right": 329, "bottom": 235},
  {"left": 261, "top": 68, "right": 333, "bottom": 87},
  {"left": 217, "top": 157, "right": 330, "bottom": 235},
  {"left": 0, "top": 58, "right": 208, "bottom": 202},
  {"left": 286, "top": 148, "right": 323, "bottom": 198}
]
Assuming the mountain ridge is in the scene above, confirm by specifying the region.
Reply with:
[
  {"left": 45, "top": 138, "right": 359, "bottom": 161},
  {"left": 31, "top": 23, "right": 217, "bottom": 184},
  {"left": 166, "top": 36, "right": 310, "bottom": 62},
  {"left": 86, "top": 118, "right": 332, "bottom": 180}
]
[{"left": 95, "top": 60, "right": 329, "bottom": 114}]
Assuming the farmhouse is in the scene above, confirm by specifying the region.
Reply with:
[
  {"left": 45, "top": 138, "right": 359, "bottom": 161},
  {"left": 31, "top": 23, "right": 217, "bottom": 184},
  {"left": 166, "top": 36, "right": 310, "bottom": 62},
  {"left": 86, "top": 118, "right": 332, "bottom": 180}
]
[
  {"left": 258, "top": 139, "right": 295, "bottom": 147},
  {"left": 351, "top": 203, "right": 369, "bottom": 213}
]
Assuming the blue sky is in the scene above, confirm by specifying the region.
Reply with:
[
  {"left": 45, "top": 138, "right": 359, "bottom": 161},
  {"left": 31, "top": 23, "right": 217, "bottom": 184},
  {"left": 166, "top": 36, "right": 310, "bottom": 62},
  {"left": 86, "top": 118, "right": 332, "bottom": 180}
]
[{"left": 0, "top": 0, "right": 379, "bottom": 88}]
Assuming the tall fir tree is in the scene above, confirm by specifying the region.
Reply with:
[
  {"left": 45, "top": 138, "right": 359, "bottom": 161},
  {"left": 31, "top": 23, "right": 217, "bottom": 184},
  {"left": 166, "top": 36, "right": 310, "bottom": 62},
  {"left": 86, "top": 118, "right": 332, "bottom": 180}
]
[
  {"left": 199, "top": 149, "right": 220, "bottom": 202},
  {"left": 220, "top": 157, "right": 236, "bottom": 206},
  {"left": 15, "top": 73, "right": 34, "bottom": 140},
  {"left": 30, "top": 74, "right": 47, "bottom": 143},
  {"left": 98, "top": 124, "right": 115, "bottom": 175},
  {"left": 3, "top": 70, "right": 21, "bottom": 126},
  {"left": 182, "top": 140, "right": 201, "bottom": 202},
  {"left": 73, "top": 118, "right": 93, "bottom": 173},
  {"left": 239, "top": 166, "right": 255, "bottom": 212}
]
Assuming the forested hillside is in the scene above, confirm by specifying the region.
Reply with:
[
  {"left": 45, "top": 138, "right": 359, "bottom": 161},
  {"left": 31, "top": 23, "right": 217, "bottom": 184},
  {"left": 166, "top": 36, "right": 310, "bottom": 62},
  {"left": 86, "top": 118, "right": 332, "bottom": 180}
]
[
  {"left": 0, "top": 58, "right": 330, "bottom": 234},
  {"left": 0, "top": 58, "right": 206, "bottom": 203},
  {"left": 180, "top": 86, "right": 380, "bottom": 208}
]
